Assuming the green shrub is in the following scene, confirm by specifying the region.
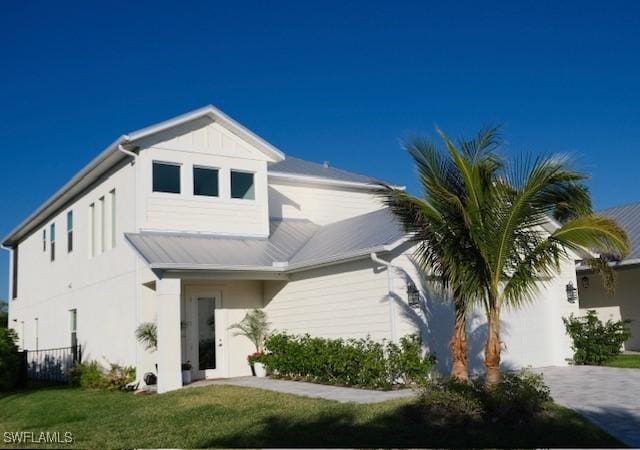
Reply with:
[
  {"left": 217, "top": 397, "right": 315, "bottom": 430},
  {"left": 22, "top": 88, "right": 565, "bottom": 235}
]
[
  {"left": 419, "top": 379, "right": 484, "bottom": 426},
  {"left": 420, "top": 369, "right": 552, "bottom": 425},
  {"left": 477, "top": 369, "right": 551, "bottom": 423},
  {"left": 0, "top": 328, "right": 20, "bottom": 390},
  {"left": 69, "top": 361, "right": 136, "bottom": 390},
  {"left": 563, "top": 310, "right": 632, "bottom": 365},
  {"left": 262, "top": 333, "right": 435, "bottom": 390}
]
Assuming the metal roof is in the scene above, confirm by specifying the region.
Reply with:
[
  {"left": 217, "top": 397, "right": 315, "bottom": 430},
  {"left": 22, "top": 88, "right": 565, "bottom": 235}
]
[
  {"left": 125, "top": 208, "right": 406, "bottom": 272},
  {"left": 599, "top": 202, "right": 640, "bottom": 261},
  {"left": 269, "top": 155, "right": 392, "bottom": 186}
]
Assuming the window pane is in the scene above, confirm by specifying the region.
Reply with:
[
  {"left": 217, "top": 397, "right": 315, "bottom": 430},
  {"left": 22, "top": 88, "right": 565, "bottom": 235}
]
[
  {"left": 89, "top": 203, "right": 95, "bottom": 258},
  {"left": 110, "top": 190, "right": 116, "bottom": 249},
  {"left": 99, "top": 197, "right": 105, "bottom": 254},
  {"left": 42, "top": 229, "right": 46, "bottom": 252},
  {"left": 193, "top": 167, "right": 219, "bottom": 197},
  {"left": 153, "top": 162, "right": 181, "bottom": 193},
  {"left": 230, "top": 171, "right": 255, "bottom": 200},
  {"left": 50, "top": 223, "right": 56, "bottom": 262},
  {"left": 11, "top": 246, "right": 18, "bottom": 299},
  {"left": 67, "top": 211, "right": 73, "bottom": 253}
]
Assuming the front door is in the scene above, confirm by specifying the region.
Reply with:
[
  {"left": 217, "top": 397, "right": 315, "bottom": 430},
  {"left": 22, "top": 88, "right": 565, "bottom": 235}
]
[{"left": 186, "top": 289, "right": 226, "bottom": 379}]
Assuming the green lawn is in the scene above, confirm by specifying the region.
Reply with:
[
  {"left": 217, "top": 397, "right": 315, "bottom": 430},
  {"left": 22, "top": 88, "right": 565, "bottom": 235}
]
[
  {"left": 0, "top": 384, "right": 621, "bottom": 448},
  {"left": 604, "top": 354, "right": 640, "bottom": 368}
]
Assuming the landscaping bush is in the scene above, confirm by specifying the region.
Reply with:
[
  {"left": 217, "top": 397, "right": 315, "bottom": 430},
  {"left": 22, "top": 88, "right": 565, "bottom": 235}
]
[
  {"left": 0, "top": 328, "right": 20, "bottom": 390},
  {"left": 69, "top": 361, "right": 136, "bottom": 390},
  {"left": 476, "top": 369, "right": 551, "bottom": 422},
  {"left": 420, "top": 369, "right": 552, "bottom": 425},
  {"left": 419, "top": 378, "right": 484, "bottom": 426},
  {"left": 262, "top": 333, "right": 435, "bottom": 390},
  {"left": 563, "top": 310, "right": 632, "bottom": 365}
]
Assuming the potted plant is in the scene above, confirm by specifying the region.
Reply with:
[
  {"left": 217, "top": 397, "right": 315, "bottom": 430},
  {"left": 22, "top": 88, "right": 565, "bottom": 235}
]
[
  {"left": 248, "top": 352, "right": 267, "bottom": 377},
  {"left": 229, "top": 309, "right": 270, "bottom": 377},
  {"left": 181, "top": 361, "right": 192, "bottom": 385}
]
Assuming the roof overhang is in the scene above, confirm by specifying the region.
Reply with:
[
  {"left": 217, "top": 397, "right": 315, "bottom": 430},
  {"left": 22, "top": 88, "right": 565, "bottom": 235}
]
[
  {"left": 1, "top": 105, "right": 285, "bottom": 248},
  {"left": 268, "top": 171, "right": 406, "bottom": 191}
]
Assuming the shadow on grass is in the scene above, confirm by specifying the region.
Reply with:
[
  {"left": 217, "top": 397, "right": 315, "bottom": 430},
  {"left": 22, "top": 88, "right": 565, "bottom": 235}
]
[{"left": 199, "top": 401, "right": 623, "bottom": 449}]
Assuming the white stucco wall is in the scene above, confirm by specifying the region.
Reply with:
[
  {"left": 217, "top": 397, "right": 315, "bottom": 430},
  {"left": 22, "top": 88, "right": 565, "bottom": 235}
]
[
  {"left": 8, "top": 158, "right": 138, "bottom": 368},
  {"left": 578, "top": 266, "right": 640, "bottom": 351}
]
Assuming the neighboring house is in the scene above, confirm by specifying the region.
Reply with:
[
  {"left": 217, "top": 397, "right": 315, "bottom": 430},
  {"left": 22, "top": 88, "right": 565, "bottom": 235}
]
[
  {"left": 577, "top": 202, "right": 640, "bottom": 350},
  {"left": 3, "top": 106, "right": 581, "bottom": 393}
]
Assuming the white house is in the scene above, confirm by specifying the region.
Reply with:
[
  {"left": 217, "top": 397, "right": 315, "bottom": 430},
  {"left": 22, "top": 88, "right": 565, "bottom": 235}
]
[
  {"left": 577, "top": 202, "right": 640, "bottom": 351},
  {"left": 3, "top": 106, "right": 581, "bottom": 393}
]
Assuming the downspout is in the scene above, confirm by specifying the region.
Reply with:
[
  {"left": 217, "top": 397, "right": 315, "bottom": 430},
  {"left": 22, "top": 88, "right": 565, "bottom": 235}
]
[
  {"left": 370, "top": 252, "right": 399, "bottom": 343},
  {"left": 118, "top": 143, "right": 141, "bottom": 377}
]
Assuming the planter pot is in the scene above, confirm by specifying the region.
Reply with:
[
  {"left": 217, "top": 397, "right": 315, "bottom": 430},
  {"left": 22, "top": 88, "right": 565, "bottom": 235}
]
[
  {"left": 253, "top": 362, "right": 267, "bottom": 378},
  {"left": 182, "top": 370, "right": 192, "bottom": 385}
]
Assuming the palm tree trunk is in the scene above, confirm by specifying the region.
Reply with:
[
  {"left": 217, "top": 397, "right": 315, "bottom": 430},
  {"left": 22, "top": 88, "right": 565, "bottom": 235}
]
[
  {"left": 484, "top": 305, "right": 502, "bottom": 387},
  {"left": 450, "top": 297, "right": 469, "bottom": 381}
]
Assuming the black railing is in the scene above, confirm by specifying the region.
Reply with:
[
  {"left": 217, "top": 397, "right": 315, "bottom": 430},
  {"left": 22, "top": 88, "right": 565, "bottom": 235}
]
[{"left": 20, "top": 345, "right": 82, "bottom": 385}]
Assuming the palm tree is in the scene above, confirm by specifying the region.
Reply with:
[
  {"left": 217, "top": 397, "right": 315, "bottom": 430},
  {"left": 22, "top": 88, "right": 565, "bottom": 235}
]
[
  {"left": 229, "top": 309, "right": 270, "bottom": 353},
  {"left": 437, "top": 134, "right": 629, "bottom": 386},
  {"left": 375, "top": 127, "right": 502, "bottom": 381},
  {"left": 379, "top": 128, "right": 629, "bottom": 386}
]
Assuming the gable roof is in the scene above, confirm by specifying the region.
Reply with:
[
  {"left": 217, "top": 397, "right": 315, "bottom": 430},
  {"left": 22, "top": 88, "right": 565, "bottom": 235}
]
[
  {"left": 599, "top": 202, "right": 640, "bottom": 262},
  {"left": 125, "top": 208, "right": 406, "bottom": 273},
  {"left": 269, "top": 155, "right": 389, "bottom": 186}
]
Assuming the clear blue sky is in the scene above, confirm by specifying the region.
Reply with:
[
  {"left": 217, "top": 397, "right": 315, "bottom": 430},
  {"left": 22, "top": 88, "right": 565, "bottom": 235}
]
[{"left": 1, "top": 0, "right": 639, "bottom": 298}]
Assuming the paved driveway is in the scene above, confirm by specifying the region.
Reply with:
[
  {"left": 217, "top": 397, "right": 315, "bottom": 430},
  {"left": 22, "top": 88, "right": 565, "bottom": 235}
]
[{"left": 539, "top": 366, "right": 640, "bottom": 447}]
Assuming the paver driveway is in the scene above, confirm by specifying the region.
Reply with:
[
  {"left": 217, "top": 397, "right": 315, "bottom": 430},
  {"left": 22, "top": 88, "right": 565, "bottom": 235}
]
[{"left": 539, "top": 366, "right": 640, "bottom": 447}]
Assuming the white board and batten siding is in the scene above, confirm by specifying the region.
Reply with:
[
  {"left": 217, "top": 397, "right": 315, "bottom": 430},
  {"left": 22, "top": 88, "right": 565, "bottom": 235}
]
[{"left": 136, "top": 119, "right": 272, "bottom": 237}]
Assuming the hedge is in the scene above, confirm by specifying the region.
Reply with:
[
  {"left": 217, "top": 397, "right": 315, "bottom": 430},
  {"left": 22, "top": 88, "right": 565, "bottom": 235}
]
[{"left": 262, "top": 333, "right": 435, "bottom": 390}]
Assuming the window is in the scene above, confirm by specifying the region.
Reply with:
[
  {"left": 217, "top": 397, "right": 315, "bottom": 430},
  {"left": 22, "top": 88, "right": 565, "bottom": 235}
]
[
  {"left": 50, "top": 223, "right": 56, "bottom": 262},
  {"left": 42, "top": 229, "right": 46, "bottom": 252},
  {"left": 69, "top": 309, "right": 77, "bottom": 348},
  {"left": 230, "top": 171, "right": 255, "bottom": 200},
  {"left": 11, "top": 246, "right": 18, "bottom": 299},
  {"left": 67, "top": 211, "right": 73, "bottom": 253},
  {"left": 89, "top": 203, "right": 95, "bottom": 258},
  {"left": 99, "top": 196, "right": 106, "bottom": 254},
  {"left": 193, "top": 167, "right": 219, "bottom": 197},
  {"left": 153, "top": 162, "right": 181, "bottom": 193},
  {"left": 110, "top": 190, "right": 116, "bottom": 249}
]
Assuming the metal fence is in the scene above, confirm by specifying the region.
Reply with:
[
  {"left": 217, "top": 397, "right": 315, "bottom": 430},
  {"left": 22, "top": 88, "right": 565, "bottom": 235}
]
[{"left": 20, "top": 345, "right": 82, "bottom": 385}]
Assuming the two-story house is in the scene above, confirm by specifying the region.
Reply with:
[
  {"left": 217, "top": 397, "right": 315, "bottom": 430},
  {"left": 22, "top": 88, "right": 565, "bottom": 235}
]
[{"left": 3, "top": 106, "right": 581, "bottom": 393}]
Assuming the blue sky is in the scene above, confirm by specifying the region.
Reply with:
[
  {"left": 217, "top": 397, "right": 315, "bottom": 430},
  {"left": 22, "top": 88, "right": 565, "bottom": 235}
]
[{"left": 1, "top": 0, "right": 639, "bottom": 298}]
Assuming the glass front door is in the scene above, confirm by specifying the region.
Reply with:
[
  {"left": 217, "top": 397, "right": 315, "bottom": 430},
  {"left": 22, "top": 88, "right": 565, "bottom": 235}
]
[
  {"left": 197, "top": 297, "right": 216, "bottom": 370},
  {"left": 186, "top": 288, "right": 225, "bottom": 379}
]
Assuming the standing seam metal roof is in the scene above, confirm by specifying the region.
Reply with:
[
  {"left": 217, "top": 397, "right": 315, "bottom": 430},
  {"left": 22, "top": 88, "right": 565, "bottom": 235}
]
[
  {"left": 125, "top": 208, "right": 405, "bottom": 271},
  {"left": 599, "top": 202, "right": 640, "bottom": 261}
]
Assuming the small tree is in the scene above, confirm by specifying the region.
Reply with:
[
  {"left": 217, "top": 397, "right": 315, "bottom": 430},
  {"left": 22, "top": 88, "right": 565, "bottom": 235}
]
[
  {"left": 0, "top": 328, "right": 20, "bottom": 390},
  {"left": 564, "top": 310, "right": 631, "bottom": 365},
  {"left": 135, "top": 322, "right": 158, "bottom": 352},
  {"left": 229, "top": 309, "right": 270, "bottom": 352}
]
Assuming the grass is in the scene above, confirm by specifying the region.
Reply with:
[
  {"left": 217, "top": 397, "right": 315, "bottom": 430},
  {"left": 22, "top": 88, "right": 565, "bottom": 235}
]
[
  {"left": 0, "top": 384, "right": 622, "bottom": 448},
  {"left": 603, "top": 354, "right": 640, "bottom": 368}
]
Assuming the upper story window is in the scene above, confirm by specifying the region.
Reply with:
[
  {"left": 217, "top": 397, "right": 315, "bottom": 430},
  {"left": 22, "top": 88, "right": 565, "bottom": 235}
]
[
  {"left": 11, "top": 246, "right": 18, "bottom": 299},
  {"left": 193, "top": 166, "right": 219, "bottom": 197},
  {"left": 89, "top": 203, "right": 96, "bottom": 258},
  {"left": 230, "top": 170, "right": 255, "bottom": 200},
  {"left": 67, "top": 211, "right": 73, "bottom": 253},
  {"left": 110, "top": 189, "right": 116, "bottom": 249},
  {"left": 153, "top": 162, "right": 181, "bottom": 194},
  {"left": 50, "top": 223, "right": 56, "bottom": 262},
  {"left": 42, "top": 229, "right": 46, "bottom": 252}
]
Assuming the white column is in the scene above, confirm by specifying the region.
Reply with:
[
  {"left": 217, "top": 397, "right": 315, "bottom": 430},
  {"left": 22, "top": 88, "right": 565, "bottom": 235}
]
[{"left": 156, "top": 278, "right": 182, "bottom": 394}]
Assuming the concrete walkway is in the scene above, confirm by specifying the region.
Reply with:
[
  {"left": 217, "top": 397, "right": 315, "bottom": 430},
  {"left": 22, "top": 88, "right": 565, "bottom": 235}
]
[
  {"left": 192, "top": 376, "right": 418, "bottom": 404},
  {"left": 538, "top": 366, "right": 640, "bottom": 447}
]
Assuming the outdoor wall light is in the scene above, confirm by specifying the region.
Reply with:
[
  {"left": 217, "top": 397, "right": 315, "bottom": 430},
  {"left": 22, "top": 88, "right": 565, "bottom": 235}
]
[
  {"left": 566, "top": 282, "right": 578, "bottom": 304},
  {"left": 407, "top": 282, "right": 421, "bottom": 308},
  {"left": 581, "top": 276, "right": 590, "bottom": 289}
]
